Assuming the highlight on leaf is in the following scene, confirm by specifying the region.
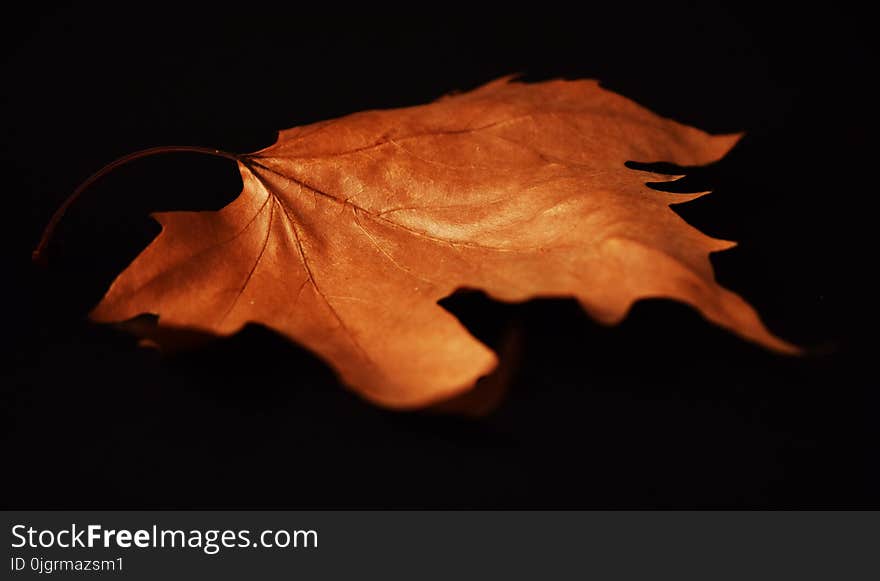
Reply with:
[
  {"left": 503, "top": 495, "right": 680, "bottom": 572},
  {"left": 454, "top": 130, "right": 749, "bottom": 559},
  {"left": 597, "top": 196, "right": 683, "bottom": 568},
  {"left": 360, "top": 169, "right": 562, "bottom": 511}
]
[{"left": 36, "top": 77, "right": 797, "bottom": 409}]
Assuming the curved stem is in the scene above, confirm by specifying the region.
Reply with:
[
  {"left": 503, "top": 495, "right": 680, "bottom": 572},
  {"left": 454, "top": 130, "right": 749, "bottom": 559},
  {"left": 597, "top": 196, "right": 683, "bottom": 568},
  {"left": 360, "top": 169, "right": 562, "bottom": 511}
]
[{"left": 32, "top": 146, "right": 242, "bottom": 265}]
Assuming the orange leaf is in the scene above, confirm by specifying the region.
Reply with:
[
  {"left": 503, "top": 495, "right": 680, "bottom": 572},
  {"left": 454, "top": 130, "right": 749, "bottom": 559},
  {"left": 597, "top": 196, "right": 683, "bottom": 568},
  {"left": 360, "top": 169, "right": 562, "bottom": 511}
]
[{"left": 89, "top": 77, "right": 796, "bottom": 408}]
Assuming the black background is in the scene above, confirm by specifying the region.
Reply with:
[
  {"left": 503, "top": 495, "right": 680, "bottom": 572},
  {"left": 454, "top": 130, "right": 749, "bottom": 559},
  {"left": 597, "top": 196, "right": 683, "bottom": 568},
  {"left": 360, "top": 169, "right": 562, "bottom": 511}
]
[{"left": 1, "top": 3, "right": 874, "bottom": 507}]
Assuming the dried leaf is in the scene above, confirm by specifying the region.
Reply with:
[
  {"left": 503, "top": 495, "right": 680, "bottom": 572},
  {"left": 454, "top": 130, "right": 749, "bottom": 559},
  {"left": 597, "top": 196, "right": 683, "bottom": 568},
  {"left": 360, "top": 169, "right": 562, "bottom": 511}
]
[{"left": 91, "top": 77, "right": 795, "bottom": 408}]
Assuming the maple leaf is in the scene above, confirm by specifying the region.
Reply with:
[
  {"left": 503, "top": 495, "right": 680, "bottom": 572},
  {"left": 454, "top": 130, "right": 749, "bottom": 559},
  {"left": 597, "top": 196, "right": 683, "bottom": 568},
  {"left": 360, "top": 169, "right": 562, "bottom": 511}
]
[{"left": 60, "top": 77, "right": 794, "bottom": 408}]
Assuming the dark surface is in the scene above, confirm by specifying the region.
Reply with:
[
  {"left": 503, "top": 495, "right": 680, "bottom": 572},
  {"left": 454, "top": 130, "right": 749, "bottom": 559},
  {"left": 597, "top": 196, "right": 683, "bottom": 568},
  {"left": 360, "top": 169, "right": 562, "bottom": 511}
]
[{"left": 1, "top": 3, "right": 873, "bottom": 507}]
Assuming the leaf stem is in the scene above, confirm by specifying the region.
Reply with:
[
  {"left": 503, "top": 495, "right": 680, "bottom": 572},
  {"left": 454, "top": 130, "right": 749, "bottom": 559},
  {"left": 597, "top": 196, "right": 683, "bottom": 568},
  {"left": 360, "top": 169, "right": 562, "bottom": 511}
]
[{"left": 32, "top": 146, "right": 242, "bottom": 265}]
